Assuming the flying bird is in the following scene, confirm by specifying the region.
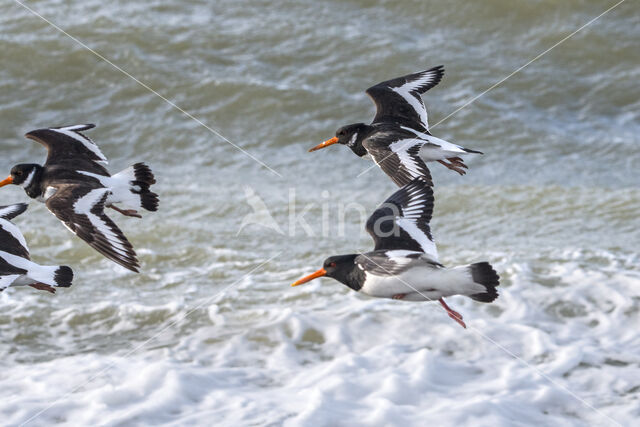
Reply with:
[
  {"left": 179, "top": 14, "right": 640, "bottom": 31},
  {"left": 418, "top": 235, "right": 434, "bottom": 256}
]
[
  {"left": 0, "top": 124, "right": 159, "bottom": 272},
  {"left": 291, "top": 178, "right": 499, "bottom": 328},
  {"left": 309, "top": 66, "right": 482, "bottom": 186},
  {"left": 0, "top": 203, "right": 73, "bottom": 294}
]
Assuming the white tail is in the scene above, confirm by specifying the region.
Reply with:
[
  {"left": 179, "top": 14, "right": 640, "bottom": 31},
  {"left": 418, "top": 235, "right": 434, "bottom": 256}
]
[
  {"left": 110, "top": 163, "right": 158, "bottom": 211},
  {"left": 27, "top": 264, "right": 73, "bottom": 288}
]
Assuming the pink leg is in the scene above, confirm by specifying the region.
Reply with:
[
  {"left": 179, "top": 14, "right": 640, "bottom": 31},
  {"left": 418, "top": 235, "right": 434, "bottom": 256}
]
[
  {"left": 392, "top": 293, "right": 406, "bottom": 300},
  {"left": 439, "top": 298, "right": 466, "bottom": 329},
  {"left": 110, "top": 205, "right": 142, "bottom": 218},
  {"left": 448, "top": 157, "right": 468, "bottom": 169},
  {"left": 437, "top": 160, "right": 467, "bottom": 176},
  {"left": 29, "top": 283, "right": 56, "bottom": 294}
]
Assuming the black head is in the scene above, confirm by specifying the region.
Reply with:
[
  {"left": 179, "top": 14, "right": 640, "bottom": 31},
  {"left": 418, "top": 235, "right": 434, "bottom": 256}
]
[
  {"left": 309, "top": 123, "right": 369, "bottom": 157},
  {"left": 291, "top": 254, "right": 363, "bottom": 291},
  {"left": 1, "top": 164, "right": 41, "bottom": 187},
  {"left": 322, "top": 254, "right": 358, "bottom": 280}
]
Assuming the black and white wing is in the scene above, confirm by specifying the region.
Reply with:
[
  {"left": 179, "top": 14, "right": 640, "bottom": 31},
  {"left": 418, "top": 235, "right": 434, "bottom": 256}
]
[
  {"left": 25, "top": 124, "right": 110, "bottom": 173},
  {"left": 365, "top": 178, "right": 438, "bottom": 260},
  {"left": 0, "top": 204, "right": 30, "bottom": 259},
  {"left": 364, "top": 134, "right": 433, "bottom": 187},
  {"left": 366, "top": 66, "right": 444, "bottom": 132},
  {"left": 0, "top": 203, "right": 28, "bottom": 221},
  {"left": 355, "top": 250, "right": 423, "bottom": 276},
  {"left": 45, "top": 184, "right": 140, "bottom": 272}
]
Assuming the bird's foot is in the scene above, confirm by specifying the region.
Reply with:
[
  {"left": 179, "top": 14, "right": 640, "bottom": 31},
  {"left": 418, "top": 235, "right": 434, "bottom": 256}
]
[
  {"left": 437, "top": 159, "right": 467, "bottom": 176},
  {"left": 449, "top": 157, "right": 467, "bottom": 168},
  {"left": 439, "top": 298, "right": 466, "bottom": 329},
  {"left": 110, "top": 205, "right": 142, "bottom": 218},
  {"left": 392, "top": 293, "right": 406, "bottom": 300},
  {"left": 29, "top": 283, "right": 56, "bottom": 294}
]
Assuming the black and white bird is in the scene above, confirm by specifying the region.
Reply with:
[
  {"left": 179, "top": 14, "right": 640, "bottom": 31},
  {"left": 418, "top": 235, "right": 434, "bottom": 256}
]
[
  {"left": 0, "top": 203, "right": 73, "bottom": 294},
  {"left": 0, "top": 124, "right": 159, "bottom": 272},
  {"left": 309, "top": 66, "right": 482, "bottom": 186},
  {"left": 291, "top": 178, "right": 499, "bottom": 328}
]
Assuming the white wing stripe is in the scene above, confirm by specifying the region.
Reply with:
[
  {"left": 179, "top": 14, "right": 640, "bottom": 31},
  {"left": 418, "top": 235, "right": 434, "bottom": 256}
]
[
  {"left": 389, "top": 139, "right": 423, "bottom": 176},
  {"left": 73, "top": 189, "right": 128, "bottom": 255},
  {"left": 52, "top": 128, "right": 108, "bottom": 163},
  {"left": 0, "top": 219, "right": 28, "bottom": 253},
  {"left": 396, "top": 218, "right": 438, "bottom": 259},
  {"left": 392, "top": 86, "right": 428, "bottom": 129},
  {"left": 390, "top": 70, "right": 439, "bottom": 130},
  {"left": 0, "top": 205, "right": 21, "bottom": 219}
]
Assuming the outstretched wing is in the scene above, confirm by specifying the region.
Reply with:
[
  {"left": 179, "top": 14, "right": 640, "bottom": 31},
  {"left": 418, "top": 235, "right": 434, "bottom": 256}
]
[
  {"left": 366, "top": 66, "right": 444, "bottom": 132},
  {"left": 45, "top": 184, "right": 140, "bottom": 272},
  {"left": 364, "top": 135, "right": 433, "bottom": 187},
  {"left": 0, "top": 204, "right": 29, "bottom": 259},
  {"left": 355, "top": 250, "right": 424, "bottom": 276},
  {"left": 25, "top": 124, "right": 110, "bottom": 172},
  {"left": 365, "top": 178, "right": 438, "bottom": 260},
  {"left": 0, "top": 203, "right": 28, "bottom": 221}
]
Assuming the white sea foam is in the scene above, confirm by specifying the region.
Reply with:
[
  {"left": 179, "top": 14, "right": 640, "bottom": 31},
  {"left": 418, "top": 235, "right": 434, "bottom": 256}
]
[{"left": 1, "top": 250, "right": 638, "bottom": 426}]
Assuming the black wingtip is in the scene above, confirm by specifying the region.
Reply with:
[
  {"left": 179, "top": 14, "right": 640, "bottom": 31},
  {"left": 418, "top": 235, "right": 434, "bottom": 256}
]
[{"left": 133, "top": 163, "right": 156, "bottom": 185}]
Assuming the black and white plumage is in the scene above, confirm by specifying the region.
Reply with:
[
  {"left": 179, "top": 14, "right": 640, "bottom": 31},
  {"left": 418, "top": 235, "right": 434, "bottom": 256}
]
[
  {"left": 0, "top": 203, "right": 73, "bottom": 294},
  {"left": 0, "top": 124, "right": 159, "bottom": 272},
  {"left": 309, "top": 66, "right": 483, "bottom": 186},
  {"left": 291, "top": 178, "right": 500, "bottom": 328}
]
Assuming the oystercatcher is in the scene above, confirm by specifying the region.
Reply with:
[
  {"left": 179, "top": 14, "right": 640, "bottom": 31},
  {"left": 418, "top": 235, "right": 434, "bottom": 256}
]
[
  {"left": 309, "top": 66, "right": 482, "bottom": 186},
  {"left": 0, "top": 203, "right": 73, "bottom": 293},
  {"left": 291, "top": 178, "right": 499, "bottom": 328},
  {"left": 0, "top": 124, "right": 159, "bottom": 272}
]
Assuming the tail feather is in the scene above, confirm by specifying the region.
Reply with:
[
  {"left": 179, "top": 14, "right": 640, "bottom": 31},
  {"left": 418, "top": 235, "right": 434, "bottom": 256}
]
[
  {"left": 138, "top": 188, "right": 159, "bottom": 212},
  {"left": 54, "top": 266, "right": 73, "bottom": 288},
  {"left": 468, "top": 262, "right": 499, "bottom": 302},
  {"left": 132, "top": 162, "right": 156, "bottom": 185},
  {"left": 28, "top": 264, "right": 74, "bottom": 288},
  {"left": 463, "top": 147, "right": 483, "bottom": 155},
  {"left": 112, "top": 163, "right": 159, "bottom": 212},
  {"left": 132, "top": 163, "right": 158, "bottom": 212}
]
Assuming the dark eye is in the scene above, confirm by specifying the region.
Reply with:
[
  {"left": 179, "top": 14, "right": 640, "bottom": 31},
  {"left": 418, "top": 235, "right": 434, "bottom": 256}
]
[
  {"left": 329, "top": 262, "right": 336, "bottom": 268},
  {"left": 337, "top": 130, "right": 344, "bottom": 136},
  {"left": 14, "top": 171, "right": 22, "bottom": 176}
]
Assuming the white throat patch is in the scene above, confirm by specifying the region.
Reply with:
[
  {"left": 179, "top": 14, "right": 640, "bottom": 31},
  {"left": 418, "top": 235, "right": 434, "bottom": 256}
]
[
  {"left": 348, "top": 133, "right": 358, "bottom": 147},
  {"left": 21, "top": 170, "right": 36, "bottom": 188}
]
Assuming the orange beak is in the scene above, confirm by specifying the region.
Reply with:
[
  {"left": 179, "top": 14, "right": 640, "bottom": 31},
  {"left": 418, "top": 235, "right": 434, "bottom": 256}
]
[
  {"left": 309, "top": 137, "right": 339, "bottom": 152},
  {"left": 291, "top": 268, "right": 326, "bottom": 286},
  {"left": 0, "top": 176, "right": 13, "bottom": 188}
]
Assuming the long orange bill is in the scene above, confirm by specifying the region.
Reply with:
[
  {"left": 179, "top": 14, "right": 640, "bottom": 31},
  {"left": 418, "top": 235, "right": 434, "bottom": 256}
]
[
  {"left": 309, "top": 137, "right": 339, "bottom": 152},
  {"left": 0, "top": 176, "right": 13, "bottom": 188},
  {"left": 291, "top": 268, "right": 326, "bottom": 286}
]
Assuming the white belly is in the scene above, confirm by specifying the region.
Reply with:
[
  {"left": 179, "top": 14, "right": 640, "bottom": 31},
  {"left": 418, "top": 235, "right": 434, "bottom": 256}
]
[
  {"left": 398, "top": 126, "right": 467, "bottom": 161},
  {"left": 419, "top": 135, "right": 467, "bottom": 161},
  {"left": 12, "top": 275, "right": 36, "bottom": 286},
  {"left": 360, "top": 266, "right": 481, "bottom": 301}
]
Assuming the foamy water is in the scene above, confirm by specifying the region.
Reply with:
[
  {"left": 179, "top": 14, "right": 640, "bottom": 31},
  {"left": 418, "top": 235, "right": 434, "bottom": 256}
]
[{"left": 1, "top": 0, "right": 639, "bottom": 425}]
